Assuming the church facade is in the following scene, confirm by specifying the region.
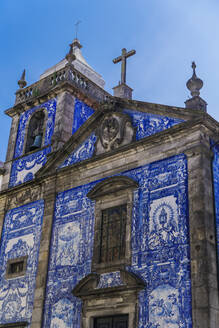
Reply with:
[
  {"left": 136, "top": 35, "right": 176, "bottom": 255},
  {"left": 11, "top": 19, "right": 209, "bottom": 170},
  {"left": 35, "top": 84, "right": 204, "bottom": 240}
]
[{"left": 0, "top": 39, "right": 218, "bottom": 328}]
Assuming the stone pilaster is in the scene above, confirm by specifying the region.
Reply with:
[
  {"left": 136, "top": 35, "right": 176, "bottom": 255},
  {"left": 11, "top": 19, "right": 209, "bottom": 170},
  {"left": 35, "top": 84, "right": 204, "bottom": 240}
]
[
  {"left": 0, "top": 195, "right": 7, "bottom": 245},
  {"left": 1, "top": 114, "right": 20, "bottom": 191},
  {"left": 51, "top": 92, "right": 75, "bottom": 151},
  {"left": 1, "top": 161, "right": 12, "bottom": 191},
  {"left": 31, "top": 177, "right": 57, "bottom": 328},
  {"left": 5, "top": 113, "right": 20, "bottom": 162},
  {"left": 186, "top": 142, "right": 219, "bottom": 327}
]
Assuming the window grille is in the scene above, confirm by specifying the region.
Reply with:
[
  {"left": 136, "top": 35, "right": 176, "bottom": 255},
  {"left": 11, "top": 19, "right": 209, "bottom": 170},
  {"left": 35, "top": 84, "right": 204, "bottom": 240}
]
[{"left": 99, "top": 204, "right": 127, "bottom": 263}]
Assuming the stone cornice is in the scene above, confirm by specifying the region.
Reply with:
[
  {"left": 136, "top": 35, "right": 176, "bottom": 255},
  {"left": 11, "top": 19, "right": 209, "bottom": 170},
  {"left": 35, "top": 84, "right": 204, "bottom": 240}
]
[
  {"left": 115, "top": 97, "right": 215, "bottom": 121},
  {"left": 0, "top": 115, "right": 218, "bottom": 198}
]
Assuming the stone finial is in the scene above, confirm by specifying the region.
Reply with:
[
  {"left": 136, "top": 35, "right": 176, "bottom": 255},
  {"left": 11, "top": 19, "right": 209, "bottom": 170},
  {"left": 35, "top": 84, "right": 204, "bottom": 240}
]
[
  {"left": 65, "top": 43, "right": 76, "bottom": 64},
  {"left": 186, "top": 62, "right": 203, "bottom": 97},
  {"left": 185, "top": 62, "right": 207, "bottom": 112},
  {"left": 18, "top": 69, "right": 27, "bottom": 89}
]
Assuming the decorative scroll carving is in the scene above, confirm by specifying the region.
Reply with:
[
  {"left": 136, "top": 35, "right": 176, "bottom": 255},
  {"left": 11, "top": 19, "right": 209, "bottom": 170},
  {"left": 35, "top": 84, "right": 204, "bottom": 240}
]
[
  {"left": 95, "top": 112, "right": 135, "bottom": 155},
  {"left": 6, "top": 186, "right": 41, "bottom": 210}
]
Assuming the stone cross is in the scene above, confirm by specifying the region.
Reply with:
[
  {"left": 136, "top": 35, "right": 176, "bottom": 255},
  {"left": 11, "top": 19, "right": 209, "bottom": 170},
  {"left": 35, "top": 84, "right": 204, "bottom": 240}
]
[{"left": 113, "top": 48, "right": 136, "bottom": 84}]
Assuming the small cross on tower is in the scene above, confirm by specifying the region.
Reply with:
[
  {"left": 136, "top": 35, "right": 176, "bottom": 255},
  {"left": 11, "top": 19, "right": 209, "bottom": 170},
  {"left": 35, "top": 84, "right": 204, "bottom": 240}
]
[
  {"left": 75, "top": 20, "right": 81, "bottom": 39},
  {"left": 112, "top": 48, "right": 136, "bottom": 99}
]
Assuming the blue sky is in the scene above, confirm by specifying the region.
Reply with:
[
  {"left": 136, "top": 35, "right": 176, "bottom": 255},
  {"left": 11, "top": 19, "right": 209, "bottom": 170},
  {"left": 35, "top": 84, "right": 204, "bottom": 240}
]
[{"left": 0, "top": 0, "right": 219, "bottom": 160}]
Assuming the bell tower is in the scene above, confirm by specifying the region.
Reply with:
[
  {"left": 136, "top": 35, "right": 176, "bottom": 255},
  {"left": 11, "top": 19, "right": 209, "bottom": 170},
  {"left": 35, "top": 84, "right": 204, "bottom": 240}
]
[{"left": 1, "top": 38, "right": 108, "bottom": 190}]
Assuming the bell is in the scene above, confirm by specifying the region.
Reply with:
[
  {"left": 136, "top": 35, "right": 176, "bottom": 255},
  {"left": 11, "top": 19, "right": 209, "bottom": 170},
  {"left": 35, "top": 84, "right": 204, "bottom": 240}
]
[{"left": 29, "top": 135, "right": 42, "bottom": 151}]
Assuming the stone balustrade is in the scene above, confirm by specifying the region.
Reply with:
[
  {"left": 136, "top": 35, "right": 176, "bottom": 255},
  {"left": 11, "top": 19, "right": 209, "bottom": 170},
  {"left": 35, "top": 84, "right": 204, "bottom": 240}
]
[{"left": 15, "top": 65, "right": 111, "bottom": 105}]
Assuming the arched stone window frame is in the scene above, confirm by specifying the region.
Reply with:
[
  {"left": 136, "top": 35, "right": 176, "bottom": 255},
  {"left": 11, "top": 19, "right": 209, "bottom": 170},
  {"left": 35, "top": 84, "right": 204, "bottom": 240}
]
[
  {"left": 23, "top": 108, "right": 48, "bottom": 155},
  {"left": 87, "top": 176, "right": 138, "bottom": 273},
  {"left": 73, "top": 271, "right": 146, "bottom": 328}
]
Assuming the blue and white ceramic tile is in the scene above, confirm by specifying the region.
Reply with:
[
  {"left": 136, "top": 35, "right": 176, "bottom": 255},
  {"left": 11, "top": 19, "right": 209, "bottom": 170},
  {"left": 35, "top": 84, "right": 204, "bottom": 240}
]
[
  {"left": 97, "top": 272, "right": 124, "bottom": 289},
  {"left": 9, "top": 147, "right": 51, "bottom": 187},
  {"left": 72, "top": 99, "right": 94, "bottom": 135},
  {"left": 44, "top": 154, "right": 192, "bottom": 327},
  {"left": 50, "top": 298, "right": 77, "bottom": 328},
  {"left": 60, "top": 111, "right": 184, "bottom": 169},
  {"left": 60, "top": 133, "right": 97, "bottom": 169},
  {"left": 123, "top": 109, "right": 184, "bottom": 141},
  {"left": 14, "top": 99, "right": 56, "bottom": 159},
  {"left": 213, "top": 144, "right": 219, "bottom": 274},
  {"left": 0, "top": 200, "right": 44, "bottom": 327}
]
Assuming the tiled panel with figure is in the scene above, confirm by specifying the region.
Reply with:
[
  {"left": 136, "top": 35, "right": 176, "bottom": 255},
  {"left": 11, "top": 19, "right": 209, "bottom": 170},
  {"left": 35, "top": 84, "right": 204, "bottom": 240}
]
[{"left": 44, "top": 154, "right": 191, "bottom": 328}]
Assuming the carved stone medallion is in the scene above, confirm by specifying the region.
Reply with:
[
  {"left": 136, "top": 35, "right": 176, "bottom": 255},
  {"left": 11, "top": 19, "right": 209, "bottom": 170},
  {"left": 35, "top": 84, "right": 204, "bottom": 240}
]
[{"left": 95, "top": 112, "right": 135, "bottom": 155}]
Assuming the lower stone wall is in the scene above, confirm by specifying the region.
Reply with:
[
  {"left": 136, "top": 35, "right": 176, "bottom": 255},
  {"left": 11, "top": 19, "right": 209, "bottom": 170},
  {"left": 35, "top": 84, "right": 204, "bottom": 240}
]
[
  {"left": 0, "top": 200, "right": 44, "bottom": 327},
  {"left": 43, "top": 153, "right": 192, "bottom": 327}
]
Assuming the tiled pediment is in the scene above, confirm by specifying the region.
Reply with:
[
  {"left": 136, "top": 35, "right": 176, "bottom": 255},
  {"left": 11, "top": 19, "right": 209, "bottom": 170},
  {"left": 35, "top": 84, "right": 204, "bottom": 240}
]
[{"left": 37, "top": 103, "right": 186, "bottom": 177}]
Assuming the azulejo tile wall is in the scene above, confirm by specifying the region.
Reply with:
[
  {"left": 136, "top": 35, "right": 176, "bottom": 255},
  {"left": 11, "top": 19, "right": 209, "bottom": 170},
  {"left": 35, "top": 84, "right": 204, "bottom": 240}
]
[
  {"left": 123, "top": 109, "right": 184, "bottom": 141},
  {"left": 212, "top": 145, "right": 219, "bottom": 274},
  {"left": 14, "top": 99, "right": 57, "bottom": 159},
  {"left": 9, "top": 147, "right": 51, "bottom": 187},
  {"left": 60, "top": 134, "right": 96, "bottom": 168},
  {"left": 44, "top": 153, "right": 192, "bottom": 328},
  {"left": 43, "top": 183, "right": 95, "bottom": 328},
  {"left": 72, "top": 99, "right": 94, "bottom": 135},
  {"left": 60, "top": 111, "right": 184, "bottom": 169},
  {"left": 0, "top": 200, "right": 44, "bottom": 327}
]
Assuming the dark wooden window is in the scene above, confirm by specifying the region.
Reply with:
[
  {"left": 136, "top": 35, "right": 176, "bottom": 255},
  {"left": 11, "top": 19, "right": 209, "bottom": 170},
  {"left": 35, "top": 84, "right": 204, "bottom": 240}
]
[
  {"left": 94, "top": 314, "right": 128, "bottom": 328},
  {"left": 0, "top": 322, "right": 27, "bottom": 327},
  {"left": 99, "top": 204, "right": 127, "bottom": 263},
  {"left": 6, "top": 256, "right": 27, "bottom": 279},
  {"left": 8, "top": 260, "right": 24, "bottom": 274}
]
